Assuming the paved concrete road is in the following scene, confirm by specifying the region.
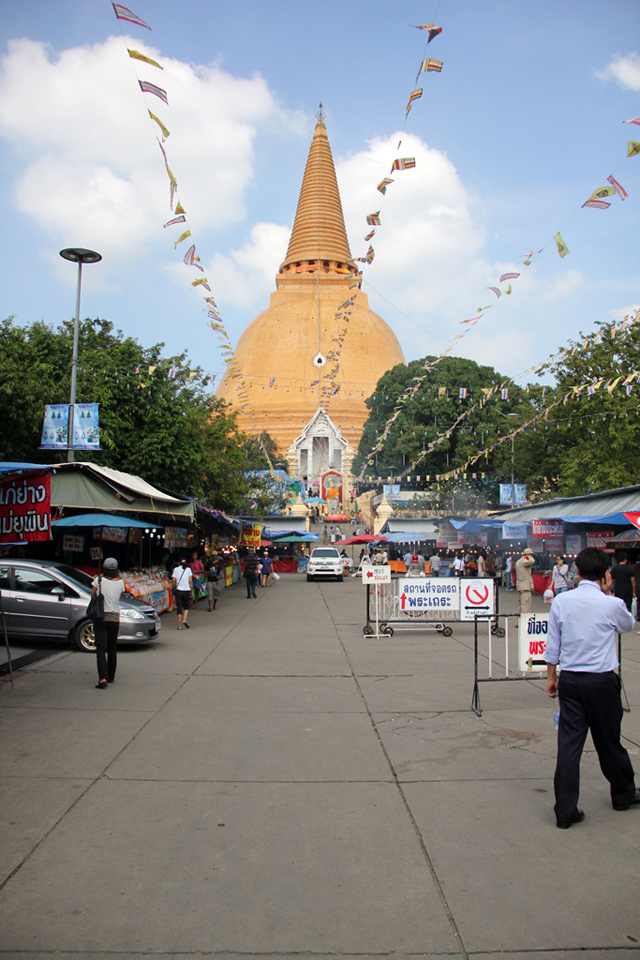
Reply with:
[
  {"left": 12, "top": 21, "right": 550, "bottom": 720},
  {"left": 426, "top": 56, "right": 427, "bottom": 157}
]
[{"left": 1, "top": 574, "right": 639, "bottom": 960}]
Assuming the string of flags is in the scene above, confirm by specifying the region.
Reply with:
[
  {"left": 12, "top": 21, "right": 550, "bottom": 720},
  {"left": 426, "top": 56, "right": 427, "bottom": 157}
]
[
  {"left": 110, "top": 2, "right": 275, "bottom": 470},
  {"left": 353, "top": 14, "right": 639, "bottom": 477},
  {"left": 324, "top": 24, "right": 444, "bottom": 414},
  {"left": 363, "top": 307, "right": 640, "bottom": 486}
]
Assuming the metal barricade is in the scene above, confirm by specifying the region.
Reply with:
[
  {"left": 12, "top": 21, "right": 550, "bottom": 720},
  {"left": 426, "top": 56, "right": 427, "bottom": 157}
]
[
  {"left": 470, "top": 613, "right": 630, "bottom": 716},
  {"left": 363, "top": 576, "right": 503, "bottom": 639}
]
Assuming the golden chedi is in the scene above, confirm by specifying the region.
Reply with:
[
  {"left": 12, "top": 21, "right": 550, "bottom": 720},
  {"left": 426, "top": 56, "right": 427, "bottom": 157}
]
[{"left": 217, "top": 115, "right": 405, "bottom": 453}]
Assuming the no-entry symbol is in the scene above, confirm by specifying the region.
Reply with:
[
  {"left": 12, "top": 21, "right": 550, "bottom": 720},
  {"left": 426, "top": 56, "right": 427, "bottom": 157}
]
[
  {"left": 465, "top": 584, "right": 489, "bottom": 605},
  {"left": 460, "top": 578, "right": 495, "bottom": 621}
]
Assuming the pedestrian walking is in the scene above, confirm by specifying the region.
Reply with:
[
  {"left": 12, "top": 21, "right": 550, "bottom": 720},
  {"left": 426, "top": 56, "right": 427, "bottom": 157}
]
[
  {"left": 205, "top": 552, "right": 221, "bottom": 611},
  {"left": 243, "top": 549, "right": 260, "bottom": 598},
  {"left": 429, "top": 551, "right": 441, "bottom": 577},
  {"left": 453, "top": 552, "right": 465, "bottom": 577},
  {"left": 260, "top": 551, "right": 273, "bottom": 587},
  {"left": 544, "top": 547, "right": 640, "bottom": 828},
  {"left": 190, "top": 550, "right": 205, "bottom": 609},
  {"left": 551, "top": 555, "right": 570, "bottom": 595},
  {"left": 610, "top": 552, "right": 635, "bottom": 612},
  {"left": 91, "top": 557, "right": 124, "bottom": 689},
  {"left": 515, "top": 548, "right": 535, "bottom": 612},
  {"left": 171, "top": 558, "right": 193, "bottom": 629}
]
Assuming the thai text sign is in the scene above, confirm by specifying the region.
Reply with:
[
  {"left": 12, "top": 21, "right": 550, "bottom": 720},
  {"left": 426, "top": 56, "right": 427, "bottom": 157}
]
[
  {"left": 238, "top": 523, "right": 262, "bottom": 549},
  {"left": 399, "top": 578, "right": 460, "bottom": 612},
  {"left": 518, "top": 612, "right": 549, "bottom": 673},
  {"left": 0, "top": 472, "right": 51, "bottom": 542},
  {"left": 63, "top": 535, "right": 84, "bottom": 552},
  {"left": 362, "top": 565, "right": 391, "bottom": 583},
  {"left": 531, "top": 519, "right": 564, "bottom": 539},
  {"left": 586, "top": 531, "right": 614, "bottom": 549},
  {"left": 94, "top": 526, "right": 127, "bottom": 543},
  {"left": 460, "top": 578, "right": 495, "bottom": 621}
]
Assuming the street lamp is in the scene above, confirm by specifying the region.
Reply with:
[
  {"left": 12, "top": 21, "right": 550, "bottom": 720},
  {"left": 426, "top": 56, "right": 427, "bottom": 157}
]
[
  {"left": 59, "top": 248, "right": 102, "bottom": 462},
  {"left": 500, "top": 413, "right": 519, "bottom": 509}
]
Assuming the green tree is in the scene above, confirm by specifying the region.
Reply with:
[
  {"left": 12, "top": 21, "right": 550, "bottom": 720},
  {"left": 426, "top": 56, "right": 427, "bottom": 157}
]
[
  {"left": 0, "top": 316, "right": 258, "bottom": 512},
  {"left": 354, "top": 356, "right": 542, "bottom": 505},
  {"left": 534, "top": 320, "right": 640, "bottom": 496}
]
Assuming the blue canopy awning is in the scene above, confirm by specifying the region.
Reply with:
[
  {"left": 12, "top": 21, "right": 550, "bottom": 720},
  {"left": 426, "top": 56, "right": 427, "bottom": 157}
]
[{"left": 52, "top": 512, "right": 162, "bottom": 529}]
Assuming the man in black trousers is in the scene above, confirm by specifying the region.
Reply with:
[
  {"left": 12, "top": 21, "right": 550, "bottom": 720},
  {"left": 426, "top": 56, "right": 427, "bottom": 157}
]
[{"left": 544, "top": 547, "right": 640, "bottom": 828}]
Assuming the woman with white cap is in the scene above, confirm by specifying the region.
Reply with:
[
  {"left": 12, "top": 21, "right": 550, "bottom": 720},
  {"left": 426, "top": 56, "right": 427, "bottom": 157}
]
[{"left": 91, "top": 558, "right": 125, "bottom": 689}]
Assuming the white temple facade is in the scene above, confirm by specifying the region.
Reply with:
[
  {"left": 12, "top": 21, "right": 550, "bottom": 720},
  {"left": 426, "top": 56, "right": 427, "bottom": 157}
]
[{"left": 286, "top": 408, "right": 355, "bottom": 505}]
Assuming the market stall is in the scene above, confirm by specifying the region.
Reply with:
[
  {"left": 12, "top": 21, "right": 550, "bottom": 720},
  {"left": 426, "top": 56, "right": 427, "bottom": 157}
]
[{"left": 52, "top": 513, "right": 174, "bottom": 612}]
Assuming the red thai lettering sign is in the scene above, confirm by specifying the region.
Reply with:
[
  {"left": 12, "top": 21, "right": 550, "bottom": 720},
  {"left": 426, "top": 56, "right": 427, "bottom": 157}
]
[
  {"left": 586, "top": 531, "right": 614, "bottom": 549},
  {"left": 531, "top": 519, "right": 564, "bottom": 538},
  {"left": 238, "top": 523, "right": 262, "bottom": 549},
  {"left": 0, "top": 472, "right": 51, "bottom": 543}
]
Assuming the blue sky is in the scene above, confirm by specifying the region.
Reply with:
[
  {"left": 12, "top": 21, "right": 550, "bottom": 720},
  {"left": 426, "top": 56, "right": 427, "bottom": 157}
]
[{"left": 0, "top": 0, "right": 639, "bottom": 388}]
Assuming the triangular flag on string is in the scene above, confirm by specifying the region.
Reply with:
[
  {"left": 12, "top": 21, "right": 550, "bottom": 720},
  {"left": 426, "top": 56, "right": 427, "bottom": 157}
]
[{"left": 128, "top": 49, "right": 162, "bottom": 68}]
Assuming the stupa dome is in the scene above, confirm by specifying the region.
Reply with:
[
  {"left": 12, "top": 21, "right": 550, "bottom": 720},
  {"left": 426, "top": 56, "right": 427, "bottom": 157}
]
[{"left": 217, "top": 116, "right": 405, "bottom": 453}]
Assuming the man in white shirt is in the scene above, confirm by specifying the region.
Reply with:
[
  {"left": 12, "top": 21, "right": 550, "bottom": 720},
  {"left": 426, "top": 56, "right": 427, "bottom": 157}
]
[
  {"left": 171, "top": 558, "right": 193, "bottom": 630},
  {"left": 544, "top": 547, "right": 639, "bottom": 828}
]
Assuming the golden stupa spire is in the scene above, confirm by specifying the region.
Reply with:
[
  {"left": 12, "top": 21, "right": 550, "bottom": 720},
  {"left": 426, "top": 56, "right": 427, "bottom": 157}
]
[{"left": 280, "top": 107, "right": 352, "bottom": 272}]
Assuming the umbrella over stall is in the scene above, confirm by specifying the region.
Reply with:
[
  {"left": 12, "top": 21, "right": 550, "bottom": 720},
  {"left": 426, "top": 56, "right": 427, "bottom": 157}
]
[{"left": 52, "top": 512, "right": 162, "bottom": 570}]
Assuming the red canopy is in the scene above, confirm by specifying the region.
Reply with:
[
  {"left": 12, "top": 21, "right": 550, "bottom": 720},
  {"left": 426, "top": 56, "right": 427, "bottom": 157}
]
[
  {"left": 335, "top": 535, "right": 386, "bottom": 546},
  {"left": 324, "top": 514, "right": 350, "bottom": 522}
]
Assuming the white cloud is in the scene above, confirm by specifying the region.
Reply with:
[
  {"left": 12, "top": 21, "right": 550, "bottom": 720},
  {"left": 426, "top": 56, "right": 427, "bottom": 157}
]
[
  {"left": 182, "top": 221, "right": 291, "bottom": 310},
  {"left": 535, "top": 269, "right": 585, "bottom": 303},
  {"left": 0, "top": 36, "right": 302, "bottom": 273},
  {"left": 334, "top": 133, "right": 495, "bottom": 356},
  {"left": 597, "top": 52, "right": 640, "bottom": 92},
  {"left": 609, "top": 302, "right": 640, "bottom": 322}
]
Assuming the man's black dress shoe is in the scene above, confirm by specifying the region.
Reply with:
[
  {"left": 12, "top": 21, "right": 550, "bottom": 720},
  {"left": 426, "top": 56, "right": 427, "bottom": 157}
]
[
  {"left": 556, "top": 809, "right": 585, "bottom": 829},
  {"left": 612, "top": 788, "right": 640, "bottom": 811}
]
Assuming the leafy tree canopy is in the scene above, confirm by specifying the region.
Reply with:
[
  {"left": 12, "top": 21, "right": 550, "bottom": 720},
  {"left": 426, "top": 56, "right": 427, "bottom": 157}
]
[
  {"left": 354, "top": 356, "right": 545, "bottom": 503},
  {"left": 0, "top": 316, "right": 281, "bottom": 513}
]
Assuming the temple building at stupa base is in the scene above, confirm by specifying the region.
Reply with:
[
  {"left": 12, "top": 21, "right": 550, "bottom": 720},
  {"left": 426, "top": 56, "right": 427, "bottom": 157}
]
[{"left": 217, "top": 113, "right": 405, "bottom": 498}]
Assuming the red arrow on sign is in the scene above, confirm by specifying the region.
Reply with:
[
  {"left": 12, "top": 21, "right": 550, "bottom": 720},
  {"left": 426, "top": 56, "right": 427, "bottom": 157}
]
[{"left": 366, "top": 570, "right": 374, "bottom": 579}]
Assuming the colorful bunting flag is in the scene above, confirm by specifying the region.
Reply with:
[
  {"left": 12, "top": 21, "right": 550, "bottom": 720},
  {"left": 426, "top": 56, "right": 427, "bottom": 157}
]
[
  {"left": 138, "top": 80, "right": 168, "bottom": 103},
  {"left": 459, "top": 387, "right": 467, "bottom": 399},
  {"left": 501, "top": 388, "right": 509, "bottom": 400},
  {"left": 174, "top": 229, "right": 191, "bottom": 248},
  {"left": 588, "top": 185, "right": 616, "bottom": 201},
  {"left": 607, "top": 174, "right": 628, "bottom": 200},
  {"left": 554, "top": 232, "right": 569, "bottom": 258},
  {"left": 128, "top": 49, "right": 162, "bottom": 69},
  {"left": 366, "top": 212, "right": 381, "bottom": 225},
  {"left": 163, "top": 215, "right": 186, "bottom": 228},
  {"left": 364, "top": 230, "right": 376, "bottom": 241},
  {"left": 112, "top": 3, "right": 151, "bottom": 29},
  {"left": 377, "top": 178, "right": 394, "bottom": 195},
  {"left": 405, "top": 89, "right": 423, "bottom": 114},
  {"left": 356, "top": 246, "right": 375, "bottom": 264},
  {"left": 420, "top": 59, "right": 443, "bottom": 72},
  {"left": 148, "top": 110, "right": 170, "bottom": 140},
  {"left": 627, "top": 141, "right": 640, "bottom": 157},
  {"left": 499, "top": 272, "right": 520, "bottom": 282},
  {"left": 391, "top": 158, "right": 416, "bottom": 171},
  {"left": 486, "top": 287, "right": 501, "bottom": 298},
  {"left": 582, "top": 198, "right": 611, "bottom": 209}
]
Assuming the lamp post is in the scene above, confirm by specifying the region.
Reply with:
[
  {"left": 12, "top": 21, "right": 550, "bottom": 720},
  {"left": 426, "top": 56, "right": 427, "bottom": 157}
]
[
  {"left": 500, "top": 412, "right": 520, "bottom": 509},
  {"left": 59, "top": 247, "right": 102, "bottom": 462}
]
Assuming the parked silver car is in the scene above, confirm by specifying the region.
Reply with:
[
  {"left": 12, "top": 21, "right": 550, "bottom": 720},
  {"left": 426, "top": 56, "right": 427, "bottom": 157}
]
[
  {"left": 306, "top": 547, "right": 343, "bottom": 582},
  {"left": 0, "top": 559, "right": 161, "bottom": 652}
]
